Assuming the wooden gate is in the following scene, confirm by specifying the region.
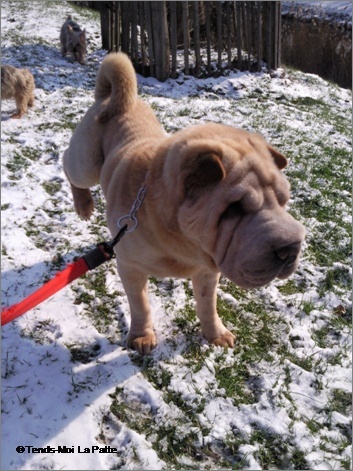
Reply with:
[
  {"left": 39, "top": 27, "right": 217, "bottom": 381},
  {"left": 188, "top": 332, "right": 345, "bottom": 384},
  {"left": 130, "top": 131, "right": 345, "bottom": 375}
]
[{"left": 98, "top": 1, "right": 282, "bottom": 81}]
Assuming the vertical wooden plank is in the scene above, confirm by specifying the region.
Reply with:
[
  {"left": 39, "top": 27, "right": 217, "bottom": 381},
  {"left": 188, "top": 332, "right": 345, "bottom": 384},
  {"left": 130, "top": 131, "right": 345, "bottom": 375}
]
[
  {"left": 131, "top": 1, "right": 138, "bottom": 65},
  {"left": 273, "top": 1, "right": 278, "bottom": 69},
  {"left": 144, "top": 1, "right": 155, "bottom": 76},
  {"left": 160, "top": 0, "right": 170, "bottom": 80},
  {"left": 266, "top": 2, "right": 272, "bottom": 70},
  {"left": 139, "top": 1, "right": 146, "bottom": 73},
  {"left": 247, "top": 1, "right": 252, "bottom": 66},
  {"left": 121, "top": 1, "right": 131, "bottom": 55},
  {"left": 205, "top": 1, "right": 211, "bottom": 75},
  {"left": 276, "top": 0, "right": 282, "bottom": 68},
  {"left": 108, "top": 2, "right": 113, "bottom": 52},
  {"left": 236, "top": 1, "right": 242, "bottom": 70},
  {"left": 170, "top": 2, "right": 177, "bottom": 78},
  {"left": 193, "top": 1, "right": 201, "bottom": 77},
  {"left": 217, "top": 1, "right": 222, "bottom": 70},
  {"left": 226, "top": 1, "right": 232, "bottom": 68},
  {"left": 150, "top": 1, "right": 169, "bottom": 81},
  {"left": 115, "top": 1, "right": 120, "bottom": 52},
  {"left": 100, "top": 2, "right": 111, "bottom": 51},
  {"left": 256, "top": 1, "right": 261, "bottom": 71},
  {"left": 182, "top": 2, "right": 189, "bottom": 75}
]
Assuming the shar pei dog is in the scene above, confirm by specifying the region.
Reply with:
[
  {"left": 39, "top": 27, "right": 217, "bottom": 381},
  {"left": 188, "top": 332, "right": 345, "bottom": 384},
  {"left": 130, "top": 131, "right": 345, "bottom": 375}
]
[{"left": 63, "top": 52, "right": 305, "bottom": 355}]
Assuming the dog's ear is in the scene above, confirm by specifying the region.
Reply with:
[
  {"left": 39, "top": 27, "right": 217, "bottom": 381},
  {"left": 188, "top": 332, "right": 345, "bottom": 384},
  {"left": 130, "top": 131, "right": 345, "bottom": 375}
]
[
  {"left": 180, "top": 152, "right": 226, "bottom": 201},
  {"left": 249, "top": 135, "right": 288, "bottom": 170},
  {"left": 268, "top": 145, "right": 287, "bottom": 170}
]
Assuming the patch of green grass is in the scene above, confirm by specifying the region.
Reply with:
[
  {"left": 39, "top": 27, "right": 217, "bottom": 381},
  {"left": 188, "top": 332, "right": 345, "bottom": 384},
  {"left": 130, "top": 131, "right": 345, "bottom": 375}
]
[
  {"left": 290, "top": 96, "right": 327, "bottom": 108},
  {"left": 329, "top": 389, "right": 352, "bottom": 416},
  {"left": 177, "top": 107, "right": 192, "bottom": 117},
  {"left": 277, "top": 278, "right": 306, "bottom": 295},
  {"left": 23, "top": 219, "right": 41, "bottom": 239},
  {"left": 321, "top": 266, "right": 351, "bottom": 293},
  {"left": 174, "top": 303, "right": 197, "bottom": 333},
  {"left": 215, "top": 363, "right": 255, "bottom": 405},
  {"left": 5, "top": 151, "right": 30, "bottom": 178},
  {"left": 109, "top": 388, "right": 199, "bottom": 468},
  {"left": 20, "top": 319, "right": 55, "bottom": 345},
  {"left": 66, "top": 342, "right": 101, "bottom": 364},
  {"left": 42, "top": 179, "right": 62, "bottom": 196},
  {"left": 20, "top": 147, "right": 41, "bottom": 161},
  {"left": 217, "top": 296, "right": 286, "bottom": 363}
]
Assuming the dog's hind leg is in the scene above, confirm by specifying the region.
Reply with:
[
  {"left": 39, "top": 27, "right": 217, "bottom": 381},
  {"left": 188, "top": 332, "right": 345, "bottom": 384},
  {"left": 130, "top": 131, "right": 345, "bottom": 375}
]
[
  {"left": 27, "top": 94, "right": 34, "bottom": 107},
  {"left": 70, "top": 183, "right": 94, "bottom": 220}
]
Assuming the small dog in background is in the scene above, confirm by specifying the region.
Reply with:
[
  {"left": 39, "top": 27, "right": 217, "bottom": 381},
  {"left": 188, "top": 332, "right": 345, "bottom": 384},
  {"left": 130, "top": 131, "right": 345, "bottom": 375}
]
[
  {"left": 60, "top": 16, "right": 87, "bottom": 65},
  {"left": 1, "top": 65, "right": 35, "bottom": 119}
]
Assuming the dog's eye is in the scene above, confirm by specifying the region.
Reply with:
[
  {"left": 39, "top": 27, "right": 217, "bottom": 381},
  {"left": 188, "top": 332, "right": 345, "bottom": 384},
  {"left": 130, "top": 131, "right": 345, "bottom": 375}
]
[{"left": 220, "top": 201, "right": 244, "bottom": 221}]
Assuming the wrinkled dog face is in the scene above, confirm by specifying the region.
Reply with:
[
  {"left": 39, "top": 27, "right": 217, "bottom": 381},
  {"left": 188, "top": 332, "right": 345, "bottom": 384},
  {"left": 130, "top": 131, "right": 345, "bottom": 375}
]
[{"left": 167, "top": 124, "right": 305, "bottom": 289}]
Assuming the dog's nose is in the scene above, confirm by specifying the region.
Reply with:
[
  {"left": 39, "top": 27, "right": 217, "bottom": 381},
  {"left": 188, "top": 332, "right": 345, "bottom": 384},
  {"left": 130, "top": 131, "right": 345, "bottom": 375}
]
[{"left": 275, "top": 242, "right": 301, "bottom": 266}]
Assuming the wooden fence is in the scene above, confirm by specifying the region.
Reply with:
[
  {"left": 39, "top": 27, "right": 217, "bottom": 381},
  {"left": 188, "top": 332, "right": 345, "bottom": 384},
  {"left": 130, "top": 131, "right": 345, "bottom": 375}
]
[{"left": 91, "top": 1, "right": 282, "bottom": 81}]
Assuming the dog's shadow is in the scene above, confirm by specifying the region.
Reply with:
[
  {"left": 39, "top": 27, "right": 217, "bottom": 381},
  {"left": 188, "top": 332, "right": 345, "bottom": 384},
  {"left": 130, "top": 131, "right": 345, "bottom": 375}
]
[{"left": 1, "top": 113, "right": 12, "bottom": 122}]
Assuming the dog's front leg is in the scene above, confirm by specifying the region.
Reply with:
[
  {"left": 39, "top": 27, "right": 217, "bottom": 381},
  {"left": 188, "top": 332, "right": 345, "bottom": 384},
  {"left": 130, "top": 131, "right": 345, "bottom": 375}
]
[
  {"left": 118, "top": 265, "right": 156, "bottom": 355},
  {"left": 192, "top": 271, "right": 236, "bottom": 348}
]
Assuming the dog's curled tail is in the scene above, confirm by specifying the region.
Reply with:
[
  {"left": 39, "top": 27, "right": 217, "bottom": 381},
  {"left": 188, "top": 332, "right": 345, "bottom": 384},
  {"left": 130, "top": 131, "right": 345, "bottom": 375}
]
[{"left": 95, "top": 52, "right": 137, "bottom": 124}]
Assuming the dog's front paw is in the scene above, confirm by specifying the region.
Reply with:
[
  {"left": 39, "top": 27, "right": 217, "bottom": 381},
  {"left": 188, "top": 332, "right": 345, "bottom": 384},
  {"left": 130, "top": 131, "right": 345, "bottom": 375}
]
[
  {"left": 127, "top": 332, "right": 157, "bottom": 356},
  {"left": 210, "top": 330, "right": 236, "bottom": 348}
]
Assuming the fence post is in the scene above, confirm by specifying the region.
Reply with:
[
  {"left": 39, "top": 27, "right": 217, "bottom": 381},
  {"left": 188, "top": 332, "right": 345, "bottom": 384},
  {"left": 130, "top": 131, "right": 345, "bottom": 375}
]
[
  {"left": 193, "top": 1, "right": 201, "bottom": 77},
  {"left": 257, "top": 1, "right": 261, "bottom": 71},
  {"left": 130, "top": 1, "right": 138, "bottom": 66},
  {"left": 236, "top": 1, "right": 242, "bottom": 69},
  {"left": 139, "top": 1, "right": 146, "bottom": 72},
  {"left": 226, "top": 2, "right": 232, "bottom": 69},
  {"left": 150, "top": 1, "right": 170, "bottom": 81},
  {"left": 274, "top": 1, "right": 281, "bottom": 69},
  {"left": 205, "top": 1, "right": 211, "bottom": 75},
  {"left": 100, "top": 2, "right": 112, "bottom": 51},
  {"left": 182, "top": 2, "right": 189, "bottom": 75},
  {"left": 217, "top": 1, "right": 222, "bottom": 70},
  {"left": 170, "top": 1, "right": 177, "bottom": 78},
  {"left": 120, "top": 1, "right": 131, "bottom": 55},
  {"left": 144, "top": 1, "right": 155, "bottom": 76},
  {"left": 114, "top": 1, "right": 120, "bottom": 52}
]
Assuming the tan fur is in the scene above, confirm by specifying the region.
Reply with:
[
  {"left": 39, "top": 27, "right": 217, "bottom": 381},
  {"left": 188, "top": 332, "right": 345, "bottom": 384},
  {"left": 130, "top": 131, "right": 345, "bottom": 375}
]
[
  {"left": 1, "top": 65, "right": 35, "bottom": 119},
  {"left": 60, "top": 16, "right": 86, "bottom": 65},
  {"left": 63, "top": 52, "right": 305, "bottom": 355}
]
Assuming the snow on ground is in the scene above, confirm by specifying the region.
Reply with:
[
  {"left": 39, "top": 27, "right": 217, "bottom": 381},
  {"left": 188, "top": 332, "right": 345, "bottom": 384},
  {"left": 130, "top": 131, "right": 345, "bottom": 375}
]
[
  {"left": 282, "top": 0, "right": 352, "bottom": 24},
  {"left": 1, "top": 1, "right": 352, "bottom": 470}
]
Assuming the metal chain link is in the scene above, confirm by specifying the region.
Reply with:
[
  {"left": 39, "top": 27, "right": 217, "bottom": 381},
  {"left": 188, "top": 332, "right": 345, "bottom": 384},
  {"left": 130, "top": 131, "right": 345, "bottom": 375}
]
[{"left": 117, "top": 175, "right": 149, "bottom": 233}]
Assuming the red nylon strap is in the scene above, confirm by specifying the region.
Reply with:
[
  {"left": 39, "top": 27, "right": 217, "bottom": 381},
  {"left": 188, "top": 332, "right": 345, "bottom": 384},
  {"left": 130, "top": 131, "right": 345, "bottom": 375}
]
[{"left": 1, "top": 258, "right": 89, "bottom": 326}]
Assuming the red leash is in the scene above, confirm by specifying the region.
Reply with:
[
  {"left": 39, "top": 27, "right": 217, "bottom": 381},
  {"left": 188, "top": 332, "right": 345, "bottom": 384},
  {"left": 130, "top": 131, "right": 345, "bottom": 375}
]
[{"left": 1, "top": 226, "right": 127, "bottom": 326}]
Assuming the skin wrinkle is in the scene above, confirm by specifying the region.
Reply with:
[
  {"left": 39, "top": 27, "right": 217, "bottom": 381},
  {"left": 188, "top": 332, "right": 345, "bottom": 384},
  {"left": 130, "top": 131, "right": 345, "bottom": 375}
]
[{"left": 218, "top": 219, "right": 240, "bottom": 267}]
